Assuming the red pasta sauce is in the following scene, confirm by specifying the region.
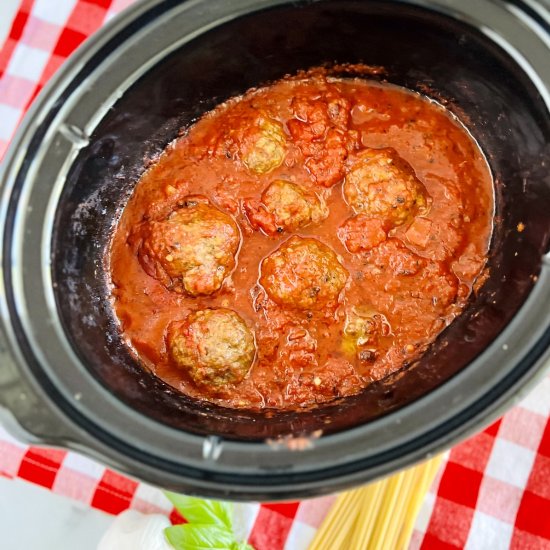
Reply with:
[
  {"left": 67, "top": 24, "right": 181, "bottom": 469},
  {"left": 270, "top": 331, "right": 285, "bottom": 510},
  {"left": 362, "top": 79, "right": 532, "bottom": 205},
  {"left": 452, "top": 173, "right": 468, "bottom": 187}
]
[{"left": 109, "top": 71, "right": 494, "bottom": 410}]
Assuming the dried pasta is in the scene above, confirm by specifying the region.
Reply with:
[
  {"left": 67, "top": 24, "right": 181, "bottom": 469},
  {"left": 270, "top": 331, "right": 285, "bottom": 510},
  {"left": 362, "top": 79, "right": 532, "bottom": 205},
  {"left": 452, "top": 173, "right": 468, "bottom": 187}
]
[{"left": 309, "top": 455, "right": 443, "bottom": 550}]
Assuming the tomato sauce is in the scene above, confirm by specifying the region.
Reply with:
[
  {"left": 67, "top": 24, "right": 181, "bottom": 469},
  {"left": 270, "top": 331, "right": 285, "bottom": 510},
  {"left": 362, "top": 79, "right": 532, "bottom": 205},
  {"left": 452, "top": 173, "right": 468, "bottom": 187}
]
[{"left": 109, "top": 71, "right": 494, "bottom": 410}]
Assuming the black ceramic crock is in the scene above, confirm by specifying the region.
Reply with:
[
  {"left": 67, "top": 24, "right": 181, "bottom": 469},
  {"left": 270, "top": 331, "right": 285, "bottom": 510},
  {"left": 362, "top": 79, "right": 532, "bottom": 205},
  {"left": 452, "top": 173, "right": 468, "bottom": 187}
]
[{"left": 0, "top": 0, "right": 549, "bottom": 500}]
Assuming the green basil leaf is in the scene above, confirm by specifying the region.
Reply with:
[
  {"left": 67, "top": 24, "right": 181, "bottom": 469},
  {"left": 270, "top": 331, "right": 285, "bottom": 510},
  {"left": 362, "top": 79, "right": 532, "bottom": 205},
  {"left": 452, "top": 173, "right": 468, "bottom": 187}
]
[
  {"left": 164, "top": 524, "right": 235, "bottom": 550},
  {"left": 165, "top": 493, "right": 233, "bottom": 529},
  {"left": 231, "top": 542, "right": 255, "bottom": 550}
]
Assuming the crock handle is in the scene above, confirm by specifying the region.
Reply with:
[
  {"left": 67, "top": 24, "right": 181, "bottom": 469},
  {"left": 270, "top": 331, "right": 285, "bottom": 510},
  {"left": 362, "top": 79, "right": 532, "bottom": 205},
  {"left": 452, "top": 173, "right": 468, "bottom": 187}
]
[{"left": 0, "top": 325, "right": 83, "bottom": 447}]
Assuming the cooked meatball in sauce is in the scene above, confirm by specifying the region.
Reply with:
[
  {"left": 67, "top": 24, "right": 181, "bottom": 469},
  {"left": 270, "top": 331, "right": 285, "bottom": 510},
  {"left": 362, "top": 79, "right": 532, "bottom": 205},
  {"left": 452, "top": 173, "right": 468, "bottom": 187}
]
[
  {"left": 132, "top": 196, "right": 240, "bottom": 296},
  {"left": 343, "top": 147, "right": 430, "bottom": 227},
  {"left": 244, "top": 179, "right": 328, "bottom": 235},
  {"left": 167, "top": 308, "right": 255, "bottom": 387},
  {"left": 259, "top": 236, "right": 349, "bottom": 310},
  {"left": 110, "top": 70, "right": 494, "bottom": 410}
]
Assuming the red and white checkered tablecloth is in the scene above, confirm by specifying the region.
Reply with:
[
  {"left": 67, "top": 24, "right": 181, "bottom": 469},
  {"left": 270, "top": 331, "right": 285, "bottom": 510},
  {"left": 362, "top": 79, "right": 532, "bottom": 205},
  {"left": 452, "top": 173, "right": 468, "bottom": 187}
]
[{"left": 1, "top": 1, "right": 549, "bottom": 548}]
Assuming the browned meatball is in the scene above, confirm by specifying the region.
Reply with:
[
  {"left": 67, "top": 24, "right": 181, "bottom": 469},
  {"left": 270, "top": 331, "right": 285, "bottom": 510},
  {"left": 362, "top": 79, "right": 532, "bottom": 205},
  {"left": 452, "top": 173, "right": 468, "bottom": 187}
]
[
  {"left": 287, "top": 92, "right": 352, "bottom": 187},
  {"left": 167, "top": 308, "right": 255, "bottom": 389},
  {"left": 243, "top": 180, "right": 328, "bottom": 235},
  {"left": 238, "top": 115, "right": 287, "bottom": 174},
  {"left": 343, "top": 148, "right": 430, "bottom": 226},
  {"left": 260, "top": 236, "right": 349, "bottom": 310},
  {"left": 136, "top": 197, "right": 240, "bottom": 295}
]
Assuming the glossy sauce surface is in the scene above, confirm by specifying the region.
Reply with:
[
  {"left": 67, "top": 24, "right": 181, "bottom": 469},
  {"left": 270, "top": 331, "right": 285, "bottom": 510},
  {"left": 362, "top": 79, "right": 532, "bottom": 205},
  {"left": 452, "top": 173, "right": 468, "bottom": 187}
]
[{"left": 110, "top": 73, "right": 493, "bottom": 410}]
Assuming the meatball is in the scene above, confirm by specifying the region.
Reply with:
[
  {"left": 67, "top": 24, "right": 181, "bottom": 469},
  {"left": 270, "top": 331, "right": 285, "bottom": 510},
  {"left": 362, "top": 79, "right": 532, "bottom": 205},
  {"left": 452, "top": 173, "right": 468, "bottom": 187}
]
[
  {"left": 302, "top": 129, "right": 349, "bottom": 188},
  {"left": 287, "top": 92, "right": 352, "bottom": 187},
  {"left": 343, "top": 148, "right": 430, "bottom": 226},
  {"left": 239, "top": 115, "right": 287, "bottom": 174},
  {"left": 243, "top": 180, "right": 328, "bottom": 235},
  {"left": 168, "top": 308, "right": 255, "bottom": 388},
  {"left": 137, "top": 197, "right": 240, "bottom": 295},
  {"left": 291, "top": 92, "right": 350, "bottom": 137},
  {"left": 260, "top": 236, "right": 349, "bottom": 310}
]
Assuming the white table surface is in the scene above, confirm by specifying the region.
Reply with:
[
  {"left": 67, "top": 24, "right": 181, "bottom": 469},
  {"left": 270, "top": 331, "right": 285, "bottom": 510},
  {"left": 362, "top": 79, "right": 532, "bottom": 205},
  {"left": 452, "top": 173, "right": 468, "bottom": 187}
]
[{"left": 0, "top": 477, "right": 112, "bottom": 549}]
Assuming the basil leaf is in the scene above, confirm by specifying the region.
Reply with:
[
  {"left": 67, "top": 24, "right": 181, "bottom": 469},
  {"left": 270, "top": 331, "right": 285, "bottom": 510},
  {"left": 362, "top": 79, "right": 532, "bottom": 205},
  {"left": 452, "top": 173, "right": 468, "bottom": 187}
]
[
  {"left": 231, "top": 542, "right": 255, "bottom": 550},
  {"left": 165, "top": 524, "right": 235, "bottom": 550},
  {"left": 165, "top": 493, "right": 233, "bottom": 529}
]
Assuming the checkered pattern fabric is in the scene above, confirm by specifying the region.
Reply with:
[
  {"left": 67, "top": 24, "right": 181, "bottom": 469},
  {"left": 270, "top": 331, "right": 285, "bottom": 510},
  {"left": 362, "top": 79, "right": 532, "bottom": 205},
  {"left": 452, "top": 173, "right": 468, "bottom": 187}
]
[
  {"left": 1, "top": 1, "right": 549, "bottom": 548},
  {"left": 411, "top": 374, "right": 550, "bottom": 549}
]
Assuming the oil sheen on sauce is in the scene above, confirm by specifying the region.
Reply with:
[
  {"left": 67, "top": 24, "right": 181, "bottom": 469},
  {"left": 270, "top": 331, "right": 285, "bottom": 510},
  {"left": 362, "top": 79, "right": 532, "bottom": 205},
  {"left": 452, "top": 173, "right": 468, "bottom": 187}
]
[{"left": 109, "top": 72, "right": 494, "bottom": 410}]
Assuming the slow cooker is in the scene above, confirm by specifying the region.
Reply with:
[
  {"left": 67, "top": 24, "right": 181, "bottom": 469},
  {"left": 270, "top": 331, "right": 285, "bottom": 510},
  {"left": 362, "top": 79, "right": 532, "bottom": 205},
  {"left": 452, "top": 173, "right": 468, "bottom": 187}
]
[{"left": 0, "top": 0, "right": 549, "bottom": 500}]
